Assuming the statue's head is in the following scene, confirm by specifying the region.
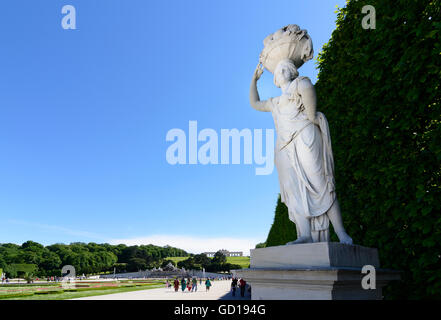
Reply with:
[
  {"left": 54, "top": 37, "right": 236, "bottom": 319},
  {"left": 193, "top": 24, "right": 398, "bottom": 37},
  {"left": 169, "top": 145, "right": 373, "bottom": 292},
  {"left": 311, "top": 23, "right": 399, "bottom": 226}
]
[{"left": 274, "top": 59, "right": 299, "bottom": 88}]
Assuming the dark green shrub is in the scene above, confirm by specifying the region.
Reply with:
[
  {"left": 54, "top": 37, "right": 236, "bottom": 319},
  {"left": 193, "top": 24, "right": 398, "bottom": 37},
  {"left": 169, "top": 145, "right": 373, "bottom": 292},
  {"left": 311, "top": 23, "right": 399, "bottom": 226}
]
[
  {"left": 225, "top": 264, "right": 242, "bottom": 271},
  {"left": 314, "top": 0, "right": 441, "bottom": 299},
  {"left": 263, "top": 0, "right": 440, "bottom": 299},
  {"left": 265, "top": 195, "right": 297, "bottom": 247},
  {"left": 255, "top": 242, "right": 266, "bottom": 249},
  {"left": 35, "top": 290, "right": 64, "bottom": 295},
  {"left": 74, "top": 286, "right": 117, "bottom": 292}
]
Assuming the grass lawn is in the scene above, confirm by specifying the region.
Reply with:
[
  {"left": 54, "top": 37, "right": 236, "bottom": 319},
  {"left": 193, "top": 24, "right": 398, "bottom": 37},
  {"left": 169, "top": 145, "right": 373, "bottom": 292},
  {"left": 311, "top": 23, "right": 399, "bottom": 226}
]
[
  {"left": 6, "top": 283, "right": 164, "bottom": 300},
  {"left": 0, "top": 280, "right": 165, "bottom": 300},
  {"left": 166, "top": 256, "right": 189, "bottom": 264},
  {"left": 226, "top": 256, "right": 250, "bottom": 268}
]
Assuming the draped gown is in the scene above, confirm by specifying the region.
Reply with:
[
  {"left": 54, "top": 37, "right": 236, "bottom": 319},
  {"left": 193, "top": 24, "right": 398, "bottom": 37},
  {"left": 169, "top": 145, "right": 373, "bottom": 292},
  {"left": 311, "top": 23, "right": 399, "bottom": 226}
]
[{"left": 269, "top": 76, "right": 336, "bottom": 242}]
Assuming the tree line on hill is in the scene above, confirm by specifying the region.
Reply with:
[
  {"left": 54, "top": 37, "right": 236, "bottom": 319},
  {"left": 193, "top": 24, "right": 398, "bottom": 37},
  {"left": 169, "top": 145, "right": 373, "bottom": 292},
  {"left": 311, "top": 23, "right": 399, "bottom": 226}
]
[
  {"left": 0, "top": 241, "right": 188, "bottom": 278},
  {"left": 176, "top": 251, "right": 242, "bottom": 273}
]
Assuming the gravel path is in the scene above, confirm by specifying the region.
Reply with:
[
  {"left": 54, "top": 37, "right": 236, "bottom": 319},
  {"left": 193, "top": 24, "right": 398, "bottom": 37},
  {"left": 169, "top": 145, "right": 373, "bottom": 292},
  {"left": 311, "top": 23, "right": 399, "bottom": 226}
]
[{"left": 72, "top": 280, "right": 251, "bottom": 300}]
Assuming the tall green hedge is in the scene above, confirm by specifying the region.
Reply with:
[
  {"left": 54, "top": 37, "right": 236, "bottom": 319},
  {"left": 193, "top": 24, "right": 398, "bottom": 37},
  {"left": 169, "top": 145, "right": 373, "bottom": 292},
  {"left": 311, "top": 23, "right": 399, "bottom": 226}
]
[
  {"left": 314, "top": 0, "right": 441, "bottom": 299},
  {"left": 264, "top": 0, "right": 440, "bottom": 299},
  {"left": 265, "top": 196, "right": 297, "bottom": 247}
]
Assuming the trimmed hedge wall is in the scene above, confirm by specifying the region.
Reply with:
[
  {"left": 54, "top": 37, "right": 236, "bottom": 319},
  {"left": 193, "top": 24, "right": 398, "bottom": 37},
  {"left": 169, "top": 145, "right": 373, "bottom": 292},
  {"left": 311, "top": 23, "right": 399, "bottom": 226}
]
[
  {"left": 265, "top": 0, "right": 441, "bottom": 299},
  {"left": 0, "top": 292, "right": 35, "bottom": 299},
  {"left": 316, "top": 0, "right": 441, "bottom": 299}
]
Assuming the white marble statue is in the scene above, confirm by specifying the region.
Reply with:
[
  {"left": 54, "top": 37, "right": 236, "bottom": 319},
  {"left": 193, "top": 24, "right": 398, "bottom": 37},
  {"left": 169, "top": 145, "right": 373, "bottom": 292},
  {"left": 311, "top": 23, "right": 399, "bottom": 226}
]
[{"left": 250, "top": 25, "right": 353, "bottom": 245}]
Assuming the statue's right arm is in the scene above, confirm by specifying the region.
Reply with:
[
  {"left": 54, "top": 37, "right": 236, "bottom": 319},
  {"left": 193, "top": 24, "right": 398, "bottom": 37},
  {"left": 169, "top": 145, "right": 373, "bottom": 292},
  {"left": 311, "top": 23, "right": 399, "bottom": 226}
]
[{"left": 250, "top": 72, "right": 271, "bottom": 112}]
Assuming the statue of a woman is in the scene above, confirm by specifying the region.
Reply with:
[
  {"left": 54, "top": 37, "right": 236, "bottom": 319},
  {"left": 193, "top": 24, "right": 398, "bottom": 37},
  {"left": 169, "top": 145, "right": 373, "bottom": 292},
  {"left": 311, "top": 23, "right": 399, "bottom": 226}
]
[{"left": 249, "top": 26, "right": 353, "bottom": 245}]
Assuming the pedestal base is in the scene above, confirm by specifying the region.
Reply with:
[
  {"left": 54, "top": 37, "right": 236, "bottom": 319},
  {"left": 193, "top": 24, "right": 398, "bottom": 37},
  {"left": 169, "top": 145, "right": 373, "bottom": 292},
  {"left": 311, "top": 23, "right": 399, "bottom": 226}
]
[{"left": 233, "top": 243, "right": 400, "bottom": 300}]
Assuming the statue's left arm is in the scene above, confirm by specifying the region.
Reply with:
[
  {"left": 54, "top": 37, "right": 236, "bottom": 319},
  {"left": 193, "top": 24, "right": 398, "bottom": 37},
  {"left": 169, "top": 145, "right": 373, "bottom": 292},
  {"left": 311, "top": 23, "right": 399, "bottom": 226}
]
[{"left": 298, "top": 78, "right": 319, "bottom": 124}]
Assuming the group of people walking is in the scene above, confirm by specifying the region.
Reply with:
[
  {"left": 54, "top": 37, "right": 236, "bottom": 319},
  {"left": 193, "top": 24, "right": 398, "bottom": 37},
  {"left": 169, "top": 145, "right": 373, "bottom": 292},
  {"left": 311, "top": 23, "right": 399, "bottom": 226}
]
[
  {"left": 166, "top": 277, "right": 212, "bottom": 293},
  {"left": 231, "top": 277, "right": 247, "bottom": 297},
  {"left": 165, "top": 276, "right": 249, "bottom": 297}
]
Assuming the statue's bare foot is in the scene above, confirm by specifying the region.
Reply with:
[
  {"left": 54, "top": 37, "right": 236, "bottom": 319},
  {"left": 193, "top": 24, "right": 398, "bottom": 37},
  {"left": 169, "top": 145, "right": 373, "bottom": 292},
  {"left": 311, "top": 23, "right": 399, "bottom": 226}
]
[
  {"left": 337, "top": 232, "right": 353, "bottom": 245},
  {"left": 286, "top": 236, "right": 313, "bottom": 245}
]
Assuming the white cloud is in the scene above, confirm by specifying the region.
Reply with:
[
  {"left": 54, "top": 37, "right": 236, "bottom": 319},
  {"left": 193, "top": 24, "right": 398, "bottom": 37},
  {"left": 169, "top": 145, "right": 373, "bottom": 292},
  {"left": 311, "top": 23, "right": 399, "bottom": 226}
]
[{"left": 109, "top": 235, "right": 261, "bottom": 256}]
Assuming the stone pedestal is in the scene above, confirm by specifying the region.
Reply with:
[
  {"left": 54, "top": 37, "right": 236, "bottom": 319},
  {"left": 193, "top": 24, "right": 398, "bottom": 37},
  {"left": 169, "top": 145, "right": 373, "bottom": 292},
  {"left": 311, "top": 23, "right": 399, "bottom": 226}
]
[{"left": 233, "top": 243, "right": 400, "bottom": 300}]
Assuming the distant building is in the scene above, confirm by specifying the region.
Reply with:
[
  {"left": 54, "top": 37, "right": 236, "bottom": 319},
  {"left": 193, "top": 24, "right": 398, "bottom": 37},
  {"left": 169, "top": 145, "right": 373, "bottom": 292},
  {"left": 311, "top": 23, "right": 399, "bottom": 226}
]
[{"left": 203, "top": 249, "right": 243, "bottom": 257}]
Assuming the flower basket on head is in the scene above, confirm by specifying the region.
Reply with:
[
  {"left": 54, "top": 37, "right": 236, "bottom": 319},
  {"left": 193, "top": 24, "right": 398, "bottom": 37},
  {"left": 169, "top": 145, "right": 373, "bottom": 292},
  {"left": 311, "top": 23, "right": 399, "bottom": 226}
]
[{"left": 259, "top": 24, "right": 314, "bottom": 74}]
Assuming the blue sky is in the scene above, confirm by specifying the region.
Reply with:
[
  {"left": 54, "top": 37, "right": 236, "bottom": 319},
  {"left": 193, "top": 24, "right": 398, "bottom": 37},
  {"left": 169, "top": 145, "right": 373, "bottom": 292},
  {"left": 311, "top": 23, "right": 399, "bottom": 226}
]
[{"left": 0, "top": 0, "right": 346, "bottom": 254}]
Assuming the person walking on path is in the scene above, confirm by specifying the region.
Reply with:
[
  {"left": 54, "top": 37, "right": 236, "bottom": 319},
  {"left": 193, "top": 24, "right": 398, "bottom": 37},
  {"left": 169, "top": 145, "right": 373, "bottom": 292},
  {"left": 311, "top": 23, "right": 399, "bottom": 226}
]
[
  {"left": 191, "top": 277, "right": 198, "bottom": 292},
  {"left": 205, "top": 278, "right": 212, "bottom": 292},
  {"left": 173, "top": 278, "right": 179, "bottom": 292},
  {"left": 231, "top": 278, "right": 238, "bottom": 297},
  {"left": 181, "top": 278, "right": 186, "bottom": 292},
  {"left": 239, "top": 278, "right": 247, "bottom": 297},
  {"left": 187, "top": 280, "right": 192, "bottom": 292}
]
